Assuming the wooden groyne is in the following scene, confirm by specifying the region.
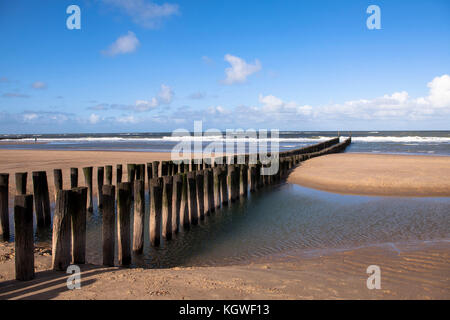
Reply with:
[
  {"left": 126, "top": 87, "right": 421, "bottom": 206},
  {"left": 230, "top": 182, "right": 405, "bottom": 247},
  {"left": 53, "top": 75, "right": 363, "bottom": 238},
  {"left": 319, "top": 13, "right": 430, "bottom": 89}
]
[{"left": 1, "top": 137, "right": 351, "bottom": 280}]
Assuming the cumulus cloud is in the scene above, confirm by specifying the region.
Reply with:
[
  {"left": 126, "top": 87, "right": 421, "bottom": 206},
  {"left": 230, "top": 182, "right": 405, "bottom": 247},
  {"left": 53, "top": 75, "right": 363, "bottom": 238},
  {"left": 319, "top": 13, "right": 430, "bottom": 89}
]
[
  {"left": 32, "top": 81, "right": 47, "bottom": 89},
  {"left": 102, "top": 0, "right": 179, "bottom": 28},
  {"left": 89, "top": 114, "right": 100, "bottom": 124},
  {"left": 223, "top": 54, "right": 261, "bottom": 85},
  {"left": 102, "top": 31, "right": 140, "bottom": 56},
  {"left": 158, "top": 84, "right": 173, "bottom": 104},
  {"left": 427, "top": 74, "right": 450, "bottom": 108},
  {"left": 188, "top": 92, "right": 206, "bottom": 100}
]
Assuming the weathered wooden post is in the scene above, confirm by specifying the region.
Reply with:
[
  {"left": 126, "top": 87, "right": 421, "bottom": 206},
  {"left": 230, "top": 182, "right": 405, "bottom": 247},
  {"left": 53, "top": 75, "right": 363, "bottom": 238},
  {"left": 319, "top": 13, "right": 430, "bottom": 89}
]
[
  {"left": 53, "top": 169, "right": 63, "bottom": 202},
  {"left": 234, "top": 165, "right": 241, "bottom": 200},
  {"left": 172, "top": 174, "right": 182, "bottom": 234},
  {"left": 195, "top": 171, "right": 205, "bottom": 221},
  {"left": 240, "top": 164, "right": 248, "bottom": 197},
  {"left": 52, "top": 190, "right": 72, "bottom": 271},
  {"left": 117, "top": 182, "right": 132, "bottom": 266},
  {"left": 162, "top": 176, "right": 173, "bottom": 239},
  {"left": 220, "top": 167, "right": 228, "bottom": 206},
  {"left": 0, "top": 173, "right": 9, "bottom": 239},
  {"left": 150, "top": 178, "right": 163, "bottom": 246},
  {"left": 105, "top": 165, "right": 113, "bottom": 185},
  {"left": 161, "top": 161, "right": 169, "bottom": 176},
  {"left": 180, "top": 174, "right": 190, "bottom": 230},
  {"left": 70, "top": 168, "right": 78, "bottom": 188},
  {"left": 213, "top": 167, "right": 221, "bottom": 210},
  {"left": 116, "top": 164, "right": 123, "bottom": 184},
  {"left": 167, "top": 162, "right": 173, "bottom": 176},
  {"left": 136, "top": 164, "right": 145, "bottom": 181},
  {"left": 152, "top": 161, "right": 159, "bottom": 178},
  {"left": 14, "top": 194, "right": 34, "bottom": 280},
  {"left": 204, "top": 168, "right": 213, "bottom": 215},
  {"left": 15, "top": 172, "right": 27, "bottom": 195},
  {"left": 71, "top": 187, "right": 87, "bottom": 264},
  {"left": 249, "top": 165, "right": 256, "bottom": 192},
  {"left": 97, "top": 167, "right": 104, "bottom": 209},
  {"left": 227, "top": 165, "right": 235, "bottom": 203},
  {"left": 82, "top": 167, "right": 93, "bottom": 212},
  {"left": 127, "top": 164, "right": 136, "bottom": 200},
  {"left": 187, "top": 172, "right": 198, "bottom": 225},
  {"left": 32, "top": 171, "right": 51, "bottom": 227},
  {"left": 147, "top": 162, "right": 153, "bottom": 181},
  {"left": 133, "top": 180, "right": 145, "bottom": 254},
  {"left": 102, "top": 185, "right": 115, "bottom": 266}
]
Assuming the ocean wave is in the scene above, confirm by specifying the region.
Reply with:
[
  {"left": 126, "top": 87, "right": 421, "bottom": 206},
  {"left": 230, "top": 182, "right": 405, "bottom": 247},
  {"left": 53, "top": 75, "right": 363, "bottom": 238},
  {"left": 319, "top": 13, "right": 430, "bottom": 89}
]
[{"left": 349, "top": 136, "right": 450, "bottom": 143}]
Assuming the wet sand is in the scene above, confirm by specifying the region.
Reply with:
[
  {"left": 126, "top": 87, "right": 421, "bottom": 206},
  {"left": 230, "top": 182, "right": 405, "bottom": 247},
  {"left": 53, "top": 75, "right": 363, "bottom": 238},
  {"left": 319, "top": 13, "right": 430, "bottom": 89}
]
[
  {"left": 0, "top": 241, "right": 448, "bottom": 299},
  {"left": 288, "top": 153, "right": 450, "bottom": 197}
]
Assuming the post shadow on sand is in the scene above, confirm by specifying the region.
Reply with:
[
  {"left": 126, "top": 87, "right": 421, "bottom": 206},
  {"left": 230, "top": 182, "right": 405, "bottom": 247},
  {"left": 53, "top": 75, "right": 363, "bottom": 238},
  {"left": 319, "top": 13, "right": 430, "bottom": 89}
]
[{"left": 0, "top": 264, "right": 116, "bottom": 300}]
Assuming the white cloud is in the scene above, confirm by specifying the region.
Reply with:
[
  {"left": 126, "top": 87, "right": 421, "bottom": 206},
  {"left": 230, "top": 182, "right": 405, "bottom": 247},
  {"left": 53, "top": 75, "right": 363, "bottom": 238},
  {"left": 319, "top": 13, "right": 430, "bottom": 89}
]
[
  {"left": 158, "top": 84, "right": 173, "bottom": 104},
  {"left": 102, "top": 0, "right": 179, "bottom": 28},
  {"left": 134, "top": 98, "right": 159, "bottom": 111},
  {"left": 89, "top": 114, "right": 100, "bottom": 124},
  {"left": 427, "top": 74, "right": 450, "bottom": 108},
  {"left": 223, "top": 54, "right": 261, "bottom": 84},
  {"left": 102, "top": 31, "right": 140, "bottom": 56},
  {"left": 32, "top": 81, "right": 47, "bottom": 89}
]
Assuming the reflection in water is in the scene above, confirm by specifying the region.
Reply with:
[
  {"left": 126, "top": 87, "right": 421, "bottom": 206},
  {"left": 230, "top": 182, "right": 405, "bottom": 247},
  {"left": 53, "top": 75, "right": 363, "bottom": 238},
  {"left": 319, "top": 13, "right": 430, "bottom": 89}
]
[{"left": 6, "top": 183, "right": 450, "bottom": 268}]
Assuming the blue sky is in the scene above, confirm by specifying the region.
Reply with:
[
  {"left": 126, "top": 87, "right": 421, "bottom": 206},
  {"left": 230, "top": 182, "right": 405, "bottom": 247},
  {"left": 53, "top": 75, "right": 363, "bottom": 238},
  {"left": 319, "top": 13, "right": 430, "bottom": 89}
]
[{"left": 0, "top": 0, "right": 449, "bottom": 133}]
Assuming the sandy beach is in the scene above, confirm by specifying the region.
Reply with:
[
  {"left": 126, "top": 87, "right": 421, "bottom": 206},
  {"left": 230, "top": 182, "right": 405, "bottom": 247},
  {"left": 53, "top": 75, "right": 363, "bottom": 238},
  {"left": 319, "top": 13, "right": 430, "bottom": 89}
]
[
  {"left": 0, "top": 240, "right": 448, "bottom": 299},
  {"left": 288, "top": 153, "right": 450, "bottom": 197},
  {"left": 0, "top": 149, "right": 449, "bottom": 300}
]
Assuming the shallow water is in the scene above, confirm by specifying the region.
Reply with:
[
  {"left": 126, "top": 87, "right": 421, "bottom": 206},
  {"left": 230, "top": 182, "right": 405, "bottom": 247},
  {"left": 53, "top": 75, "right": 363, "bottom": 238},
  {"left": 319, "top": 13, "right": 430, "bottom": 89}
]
[{"left": 4, "top": 183, "right": 450, "bottom": 268}]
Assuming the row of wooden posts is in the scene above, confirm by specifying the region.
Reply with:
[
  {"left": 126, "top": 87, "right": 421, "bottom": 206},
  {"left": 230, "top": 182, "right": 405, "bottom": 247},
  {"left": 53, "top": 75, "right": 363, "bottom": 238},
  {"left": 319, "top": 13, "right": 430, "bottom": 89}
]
[{"left": 0, "top": 137, "right": 351, "bottom": 280}]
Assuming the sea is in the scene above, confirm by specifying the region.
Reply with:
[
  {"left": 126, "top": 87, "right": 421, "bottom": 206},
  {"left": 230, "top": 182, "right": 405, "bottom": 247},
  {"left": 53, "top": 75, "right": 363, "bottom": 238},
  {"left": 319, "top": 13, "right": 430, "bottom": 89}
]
[{"left": 1, "top": 130, "right": 449, "bottom": 155}]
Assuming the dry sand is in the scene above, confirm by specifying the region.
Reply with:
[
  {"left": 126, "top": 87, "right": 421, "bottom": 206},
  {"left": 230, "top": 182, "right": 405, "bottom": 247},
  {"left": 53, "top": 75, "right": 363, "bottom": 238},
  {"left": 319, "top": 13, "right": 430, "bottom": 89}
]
[
  {"left": 0, "top": 241, "right": 448, "bottom": 300},
  {"left": 288, "top": 153, "right": 450, "bottom": 197}
]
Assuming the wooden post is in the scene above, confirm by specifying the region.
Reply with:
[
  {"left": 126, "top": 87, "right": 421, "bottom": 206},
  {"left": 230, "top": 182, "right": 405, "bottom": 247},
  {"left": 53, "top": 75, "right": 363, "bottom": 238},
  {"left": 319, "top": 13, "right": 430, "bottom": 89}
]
[
  {"left": 14, "top": 194, "right": 34, "bottom": 280},
  {"left": 187, "top": 172, "right": 198, "bottom": 225},
  {"left": 133, "top": 180, "right": 145, "bottom": 253},
  {"left": 70, "top": 168, "right": 78, "bottom": 188},
  {"left": 41, "top": 172, "right": 51, "bottom": 226},
  {"left": 162, "top": 176, "right": 173, "bottom": 240},
  {"left": 227, "top": 165, "right": 235, "bottom": 203},
  {"left": 102, "top": 185, "right": 115, "bottom": 267},
  {"left": 97, "top": 167, "right": 104, "bottom": 209},
  {"left": 71, "top": 187, "right": 87, "bottom": 264},
  {"left": 149, "top": 178, "right": 162, "bottom": 246},
  {"left": 220, "top": 167, "right": 228, "bottom": 206},
  {"left": 136, "top": 164, "right": 145, "bottom": 181},
  {"left": 241, "top": 164, "right": 248, "bottom": 197},
  {"left": 127, "top": 164, "right": 136, "bottom": 183},
  {"left": 204, "top": 168, "right": 214, "bottom": 215},
  {"left": 53, "top": 169, "right": 63, "bottom": 202},
  {"left": 116, "top": 164, "right": 123, "bottom": 184},
  {"left": 117, "top": 182, "right": 132, "bottom": 266},
  {"left": 172, "top": 174, "right": 182, "bottom": 234},
  {"left": 105, "top": 165, "right": 113, "bottom": 185},
  {"left": 195, "top": 171, "right": 205, "bottom": 221},
  {"left": 152, "top": 161, "right": 159, "bottom": 178},
  {"left": 52, "top": 190, "right": 72, "bottom": 271},
  {"left": 234, "top": 165, "right": 241, "bottom": 200},
  {"left": 161, "top": 161, "right": 169, "bottom": 176},
  {"left": 32, "top": 171, "right": 51, "bottom": 227},
  {"left": 146, "top": 162, "right": 153, "bottom": 181},
  {"left": 213, "top": 167, "right": 221, "bottom": 210},
  {"left": 15, "top": 172, "right": 27, "bottom": 195},
  {"left": 82, "top": 167, "right": 93, "bottom": 212},
  {"left": 0, "top": 173, "right": 9, "bottom": 239},
  {"left": 249, "top": 165, "right": 256, "bottom": 192},
  {"left": 180, "top": 174, "right": 190, "bottom": 230}
]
